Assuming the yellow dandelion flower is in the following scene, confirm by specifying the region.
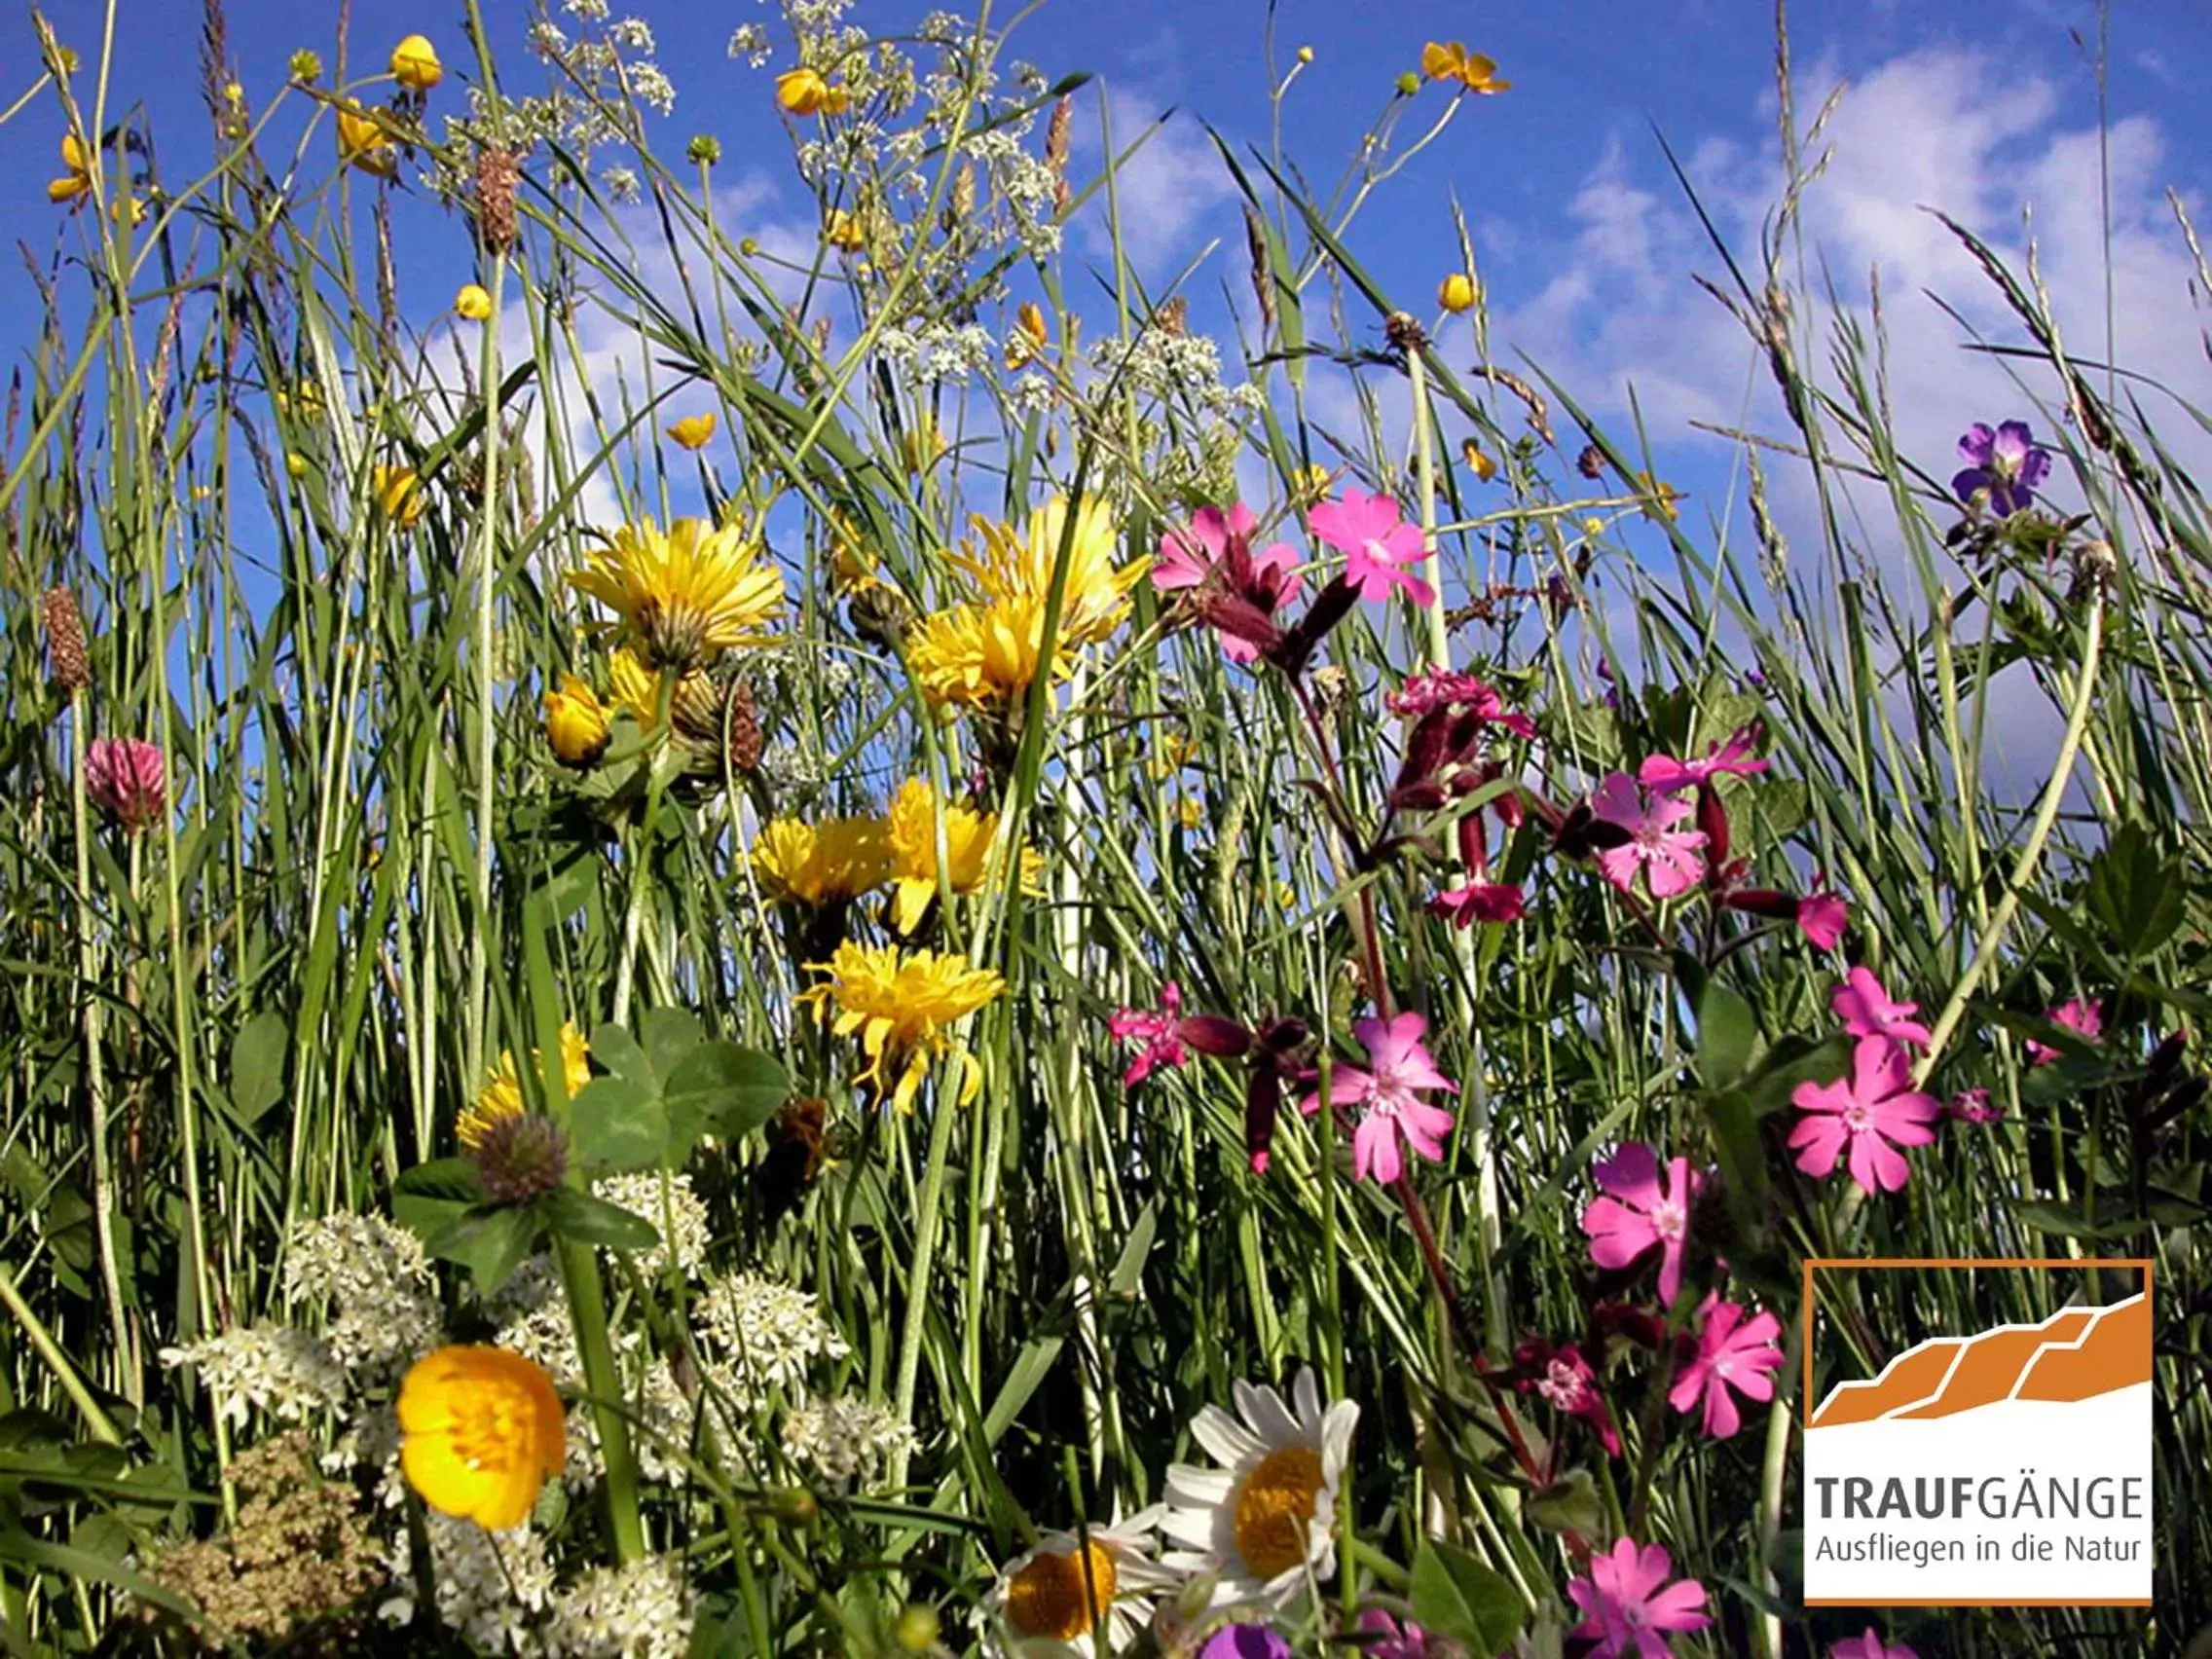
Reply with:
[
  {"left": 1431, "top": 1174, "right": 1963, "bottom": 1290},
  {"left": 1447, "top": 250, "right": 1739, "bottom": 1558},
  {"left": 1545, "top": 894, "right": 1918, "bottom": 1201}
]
[
  {"left": 455, "top": 282, "right": 493, "bottom": 320},
  {"left": 775, "top": 66, "right": 849, "bottom": 117},
  {"left": 569, "top": 517, "right": 784, "bottom": 669},
  {"left": 399, "top": 1346, "right": 564, "bottom": 1531},
  {"left": 336, "top": 99, "right": 396, "bottom": 176},
  {"left": 458, "top": 1023, "right": 591, "bottom": 1150},
  {"left": 1437, "top": 272, "right": 1477, "bottom": 313},
  {"left": 801, "top": 942, "right": 1005, "bottom": 1113},
  {"left": 956, "top": 497, "right": 1147, "bottom": 647},
  {"left": 389, "top": 34, "right": 443, "bottom": 92},
  {"left": 543, "top": 674, "right": 610, "bottom": 766},
  {"left": 883, "top": 779, "right": 1044, "bottom": 935},
  {"left": 1420, "top": 42, "right": 1511, "bottom": 93},
  {"left": 750, "top": 817, "right": 891, "bottom": 907},
  {"left": 48, "top": 134, "right": 94, "bottom": 206},
  {"left": 375, "top": 464, "right": 426, "bottom": 527},
  {"left": 608, "top": 645, "right": 663, "bottom": 725},
  {"left": 666, "top": 411, "right": 718, "bottom": 451}
]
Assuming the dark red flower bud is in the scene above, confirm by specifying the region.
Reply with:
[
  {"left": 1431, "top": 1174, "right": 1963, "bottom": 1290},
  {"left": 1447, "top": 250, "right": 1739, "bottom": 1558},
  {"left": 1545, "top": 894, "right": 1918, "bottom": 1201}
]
[
  {"left": 1270, "top": 575, "right": 1360, "bottom": 678},
  {"left": 1696, "top": 782, "right": 1731, "bottom": 874},
  {"left": 1719, "top": 887, "right": 1796, "bottom": 922},
  {"left": 1176, "top": 1015, "right": 1252, "bottom": 1059}
]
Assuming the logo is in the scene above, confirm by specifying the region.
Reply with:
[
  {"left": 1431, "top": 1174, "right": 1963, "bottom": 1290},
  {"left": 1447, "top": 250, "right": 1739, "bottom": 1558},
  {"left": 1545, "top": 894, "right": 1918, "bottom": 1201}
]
[{"left": 1800, "top": 1258, "right": 2154, "bottom": 1608}]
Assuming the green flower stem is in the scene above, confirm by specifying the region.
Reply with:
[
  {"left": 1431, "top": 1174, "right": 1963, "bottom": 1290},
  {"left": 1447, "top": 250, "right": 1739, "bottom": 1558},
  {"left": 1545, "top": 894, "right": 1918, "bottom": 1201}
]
[
  {"left": 0, "top": 1259, "right": 119, "bottom": 1446},
  {"left": 554, "top": 1236, "right": 645, "bottom": 1565},
  {"left": 464, "top": 250, "right": 509, "bottom": 1092},
  {"left": 889, "top": 1086, "right": 959, "bottom": 1492}
]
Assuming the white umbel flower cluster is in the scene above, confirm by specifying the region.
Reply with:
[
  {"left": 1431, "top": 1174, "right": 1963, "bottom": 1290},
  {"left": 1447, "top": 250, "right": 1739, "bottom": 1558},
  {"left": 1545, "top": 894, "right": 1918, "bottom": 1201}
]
[
  {"left": 157, "top": 1324, "right": 348, "bottom": 1427},
  {"left": 593, "top": 1172, "right": 711, "bottom": 1278},
  {"left": 282, "top": 1213, "right": 440, "bottom": 1378},
  {"left": 543, "top": 1554, "right": 694, "bottom": 1658},
  {"left": 380, "top": 1513, "right": 556, "bottom": 1650},
  {"left": 779, "top": 1394, "right": 917, "bottom": 1492},
  {"left": 695, "top": 1273, "right": 848, "bottom": 1408}
]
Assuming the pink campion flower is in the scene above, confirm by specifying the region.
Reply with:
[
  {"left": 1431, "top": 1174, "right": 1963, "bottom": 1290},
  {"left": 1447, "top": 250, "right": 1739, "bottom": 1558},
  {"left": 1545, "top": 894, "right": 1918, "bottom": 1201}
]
[
  {"left": 1385, "top": 668, "right": 1538, "bottom": 738},
  {"left": 1108, "top": 981, "right": 1186, "bottom": 1085},
  {"left": 1300, "top": 1012, "right": 1457, "bottom": 1185},
  {"left": 1566, "top": 1537, "right": 1711, "bottom": 1659},
  {"left": 1669, "top": 1295, "right": 1785, "bottom": 1440},
  {"left": 1788, "top": 1037, "right": 1942, "bottom": 1194},
  {"left": 1829, "top": 967, "right": 1933, "bottom": 1049},
  {"left": 1831, "top": 1630, "right": 1918, "bottom": 1659},
  {"left": 86, "top": 737, "right": 166, "bottom": 833},
  {"left": 1796, "top": 890, "right": 1849, "bottom": 949},
  {"left": 1945, "top": 1088, "right": 2003, "bottom": 1124},
  {"left": 1352, "top": 1609, "right": 1440, "bottom": 1658},
  {"left": 1429, "top": 881, "right": 1525, "bottom": 929},
  {"left": 1589, "top": 772, "right": 1707, "bottom": 899},
  {"left": 1637, "top": 723, "right": 1769, "bottom": 795},
  {"left": 1307, "top": 488, "right": 1436, "bottom": 607},
  {"left": 1514, "top": 1338, "right": 1621, "bottom": 1456},
  {"left": 1155, "top": 503, "right": 1303, "bottom": 665},
  {"left": 1580, "top": 1144, "right": 1701, "bottom": 1307},
  {"left": 2025, "top": 998, "right": 2104, "bottom": 1065}
]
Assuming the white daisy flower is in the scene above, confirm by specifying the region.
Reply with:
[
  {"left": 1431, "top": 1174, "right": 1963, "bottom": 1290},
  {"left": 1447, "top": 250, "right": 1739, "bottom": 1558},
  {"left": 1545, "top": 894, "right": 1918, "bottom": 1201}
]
[
  {"left": 981, "top": 1508, "right": 1179, "bottom": 1655},
  {"left": 1160, "top": 1367, "right": 1357, "bottom": 1608}
]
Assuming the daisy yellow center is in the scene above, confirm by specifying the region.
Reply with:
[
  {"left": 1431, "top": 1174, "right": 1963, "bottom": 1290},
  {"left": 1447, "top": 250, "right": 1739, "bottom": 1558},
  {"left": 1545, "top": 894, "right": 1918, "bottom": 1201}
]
[
  {"left": 1233, "top": 1446, "right": 1325, "bottom": 1580},
  {"left": 1004, "top": 1542, "right": 1117, "bottom": 1640}
]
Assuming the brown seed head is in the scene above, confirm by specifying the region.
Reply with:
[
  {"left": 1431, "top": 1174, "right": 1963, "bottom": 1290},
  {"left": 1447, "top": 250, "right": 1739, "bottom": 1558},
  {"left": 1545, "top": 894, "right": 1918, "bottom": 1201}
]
[
  {"left": 476, "top": 147, "right": 522, "bottom": 251},
  {"left": 42, "top": 586, "right": 90, "bottom": 693}
]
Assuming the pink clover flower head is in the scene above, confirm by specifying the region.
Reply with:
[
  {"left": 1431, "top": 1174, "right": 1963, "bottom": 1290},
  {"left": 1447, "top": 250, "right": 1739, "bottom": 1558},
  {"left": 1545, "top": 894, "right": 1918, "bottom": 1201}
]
[
  {"left": 1636, "top": 723, "right": 1769, "bottom": 795},
  {"left": 1952, "top": 420, "right": 2050, "bottom": 516},
  {"left": 1581, "top": 1143, "right": 1701, "bottom": 1307},
  {"left": 1589, "top": 772, "right": 1707, "bottom": 899},
  {"left": 1300, "top": 1011, "right": 1457, "bottom": 1185},
  {"left": 1945, "top": 1087, "right": 2003, "bottom": 1124},
  {"left": 1829, "top": 966, "right": 1933, "bottom": 1049},
  {"left": 1831, "top": 1631, "right": 1919, "bottom": 1659},
  {"left": 1566, "top": 1537, "right": 1711, "bottom": 1659},
  {"left": 1428, "top": 881, "right": 1525, "bottom": 930},
  {"left": 1668, "top": 1295, "right": 1785, "bottom": 1440},
  {"left": 87, "top": 737, "right": 166, "bottom": 833},
  {"left": 1384, "top": 668, "right": 1538, "bottom": 737},
  {"left": 1796, "top": 890, "right": 1849, "bottom": 949},
  {"left": 1788, "top": 1037, "right": 1941, "bottom": 1194},
  {"left": 2025, "top": 998, "right": 2104, "bottom": 1065},
  {"left": 1108, "top": 980, "right": 1186, "bottom": 1086},
  {"left": 1307, "top": 488, "right": 1435, "bottom": 608}
]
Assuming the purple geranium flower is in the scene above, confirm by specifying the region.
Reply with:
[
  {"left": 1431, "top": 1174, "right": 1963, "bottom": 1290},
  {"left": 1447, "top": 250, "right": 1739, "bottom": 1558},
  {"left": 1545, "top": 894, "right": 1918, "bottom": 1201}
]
[{"left": 1951, "top": 420, "right": 2050, "bottom": 515}]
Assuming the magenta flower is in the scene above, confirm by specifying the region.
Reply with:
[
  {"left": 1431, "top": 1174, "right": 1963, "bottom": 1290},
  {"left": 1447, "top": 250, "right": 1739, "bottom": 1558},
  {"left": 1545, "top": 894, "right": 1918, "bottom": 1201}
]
[
  {"left": 1589, "top": 773, "right": 1707, "bottom": 899},
  {"left": 86, "top": 737, "right": 166, "bottom": 833},
  {"left": 1669, "top": 1295, "right": 1785, "bottom": 1440},
  {"left": 1945, "top": 1088, "right": 2003, "bottom": 1124},
  {"left": 1428, "top": 881, "right": 1525, "bottom": 929},
  {"left": 1952, "top": 420, "right": 2050, "bottom": 516},
  {"left": 1566, "top": 1537, "right": 1711, "bottom": 1659},
  {"left": 1515, "top": 1338, "right": 1621, "bottom": 1456},
  {"left": 1830, "top": 967, "right": 1932, "bottom": 1049},
  {"left": 1197, "top": 1626, "right": 1293, "bottom": 1659},
  {"left": 1796, "top": 890, "right": 1849, "bottom": 949},
  {"left": 1831, "top": 1631, "right": 1918, "bottom": 1659},
  {"left": 1788, "top": 1037, "right": 1941, "bottom": 1194},
  {"left": 1301, "top": 1012, "right": 1457, "bottom": 1185},
  {"left": 1108, "top": 982, "right": 1252, "bottom": 1088},
  {"left": 1352, "top": 1609, "right": 1439, "bottom": 1658},
  {"left": 1385, "top": 668, "right": 1537, "bottom": 737},
  {"left": 1637, "top": 723, "right": 1768, "bottom": 795},
  {"left": 1307, "top": 489, "right": 1435, "bottom": 607},
  {"left": 1581, "top": 1144, "right": 1701, "bottom": 1307},
  {"left": 1155, "top": 503, "right": 1303, "bottom": 665},
  {"left": 2025, "top": 998, "right": 2103, "bottom": 1065}
]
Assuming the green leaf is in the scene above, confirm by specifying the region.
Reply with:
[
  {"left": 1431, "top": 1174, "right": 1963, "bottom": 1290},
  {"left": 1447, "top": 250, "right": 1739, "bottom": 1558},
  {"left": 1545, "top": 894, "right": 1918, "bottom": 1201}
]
[
  {"left": 1526, "top": 1466, "right": 1606, "bottom": 1536},
  {"left": 1741, "top": 1033, "right": 1851, "bottom": 1118},
  {"left": 2084, "top": 822, "right": 2185, "bottom": 959},
  {"left": 640, "top": 1008, "right": 705, "bottom": 1081},
  {"left": 230, "top": 1011, "right": 289, "bottom": 1125},
  {"left": 1695, "top": 978, "right": 1759, "bottom": 1088},
  {"left": 568, "top": 1076, "right": 669, "bottom": 1175},
  {"left": 589, "top": 1021, "right": 657, "bottom": 1089},
  {"left": 664, "top": 1043, "right": 788, "bottom": 1145},
  {"left": 2013, "top": 1200, "right": 2153, "bottom": 1241},
  {"left": 542, "top": 1187, "right": 661, "bottom": 1252},
  {"left": 1707, "top": 1088, "right": 1770, "bottom": 1227},
  {"left": 424, "top": 1203, "right": 542, "bottom": 1294},
  {"left": 1409, "top": 1538, "right": 1525, "bottom": 1650}
]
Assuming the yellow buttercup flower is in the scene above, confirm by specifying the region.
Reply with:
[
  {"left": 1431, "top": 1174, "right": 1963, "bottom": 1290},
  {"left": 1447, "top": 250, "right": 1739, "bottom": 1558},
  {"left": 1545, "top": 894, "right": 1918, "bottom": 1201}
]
[
  {"left": 543, "top": 674, "right": 610, "bottom": 766},
  {"left": 335, "top": 100, "right": 396, "bottom": 176},
  {"left": 824, "top": 208, "right": 866, "bottom": 252},
  {"left": 751, "top": 817, "right": 891, "bottom": 907},
  {"left": 1437, "top": 272, "right": 1477, "bottom": 313},
  {"left": 389, "top": 34, "right": 443, "bottom": 92},
  {"left": 666, "top": 411, "right": 718, "bottom": 452},
  {"left": 1420, "top": 42, "right": 1510, "bottom": 93},
  {"left": 458, "top": 1023, "right": 591, "bottom": 1150},
  {"left": 1460, "top": 439, "right": 1497, "bottom": 482},
  {"left": 374, "top": 464, "right": 426, "bottom": 527},
  {"left": 775, "top": 66, "right": 848, "bottom": 117},
  {"left": 47, "top": 134, "right": 93, "bottom": 206},
  {"left": 455, "top": 282, "right": 493, "bottom": 321},
  {"left": 109, "top": 195, "right": 148, "bottom": 229},
  {"left": 1637, "top": 471, "right": 1681, "bottom": 524},
  {"left": 569, "top": 517, "right": 784, "bottom": 669},
  {"left": 884, "top": 779, "right": 1043, "bottom": 935},
  {"left": 801, "top": 942, "right": 1005, "bottom": 1113},
  {"left": 1007, "top": 301, "right": 1050, "bottom": 367},
  {"left": 608, "top": 645, "right": 663, "bottom": 725},
  {"left": 398, "top": 1346, "right": 565, "bottom": 1531}
]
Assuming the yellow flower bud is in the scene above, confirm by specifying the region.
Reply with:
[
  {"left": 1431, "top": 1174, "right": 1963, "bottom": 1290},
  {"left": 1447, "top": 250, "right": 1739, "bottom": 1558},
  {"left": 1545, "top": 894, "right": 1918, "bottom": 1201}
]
[
  {"left": 666, "top": 412, "right": 718, "bottom": 452},
  {"left": 389, "top": 35, "right": 443, "bottom": 92},
  {"left": 1296, "top": 45, "right": 1314, "bottom": 64},
  {"left": 775, "top": 66, "right": 848, "bottom": 117},
  {"left": 1395, "top": 71, "right": 1422, "bottom": 97},
  {"left": 1438, "top": 272, "right": 1477, "bottom": 313},
  {"left": 285, "top": 451, "right": 308, "bottom": 478},
  {"left": 455, "top": 282, "right": 493, "bottom": 321},
  {"left": 542, "top": 674, "right": 611, "bottom": 766},
  {"left": 335, "top": 100, "right": 396, "bottom": 177}
]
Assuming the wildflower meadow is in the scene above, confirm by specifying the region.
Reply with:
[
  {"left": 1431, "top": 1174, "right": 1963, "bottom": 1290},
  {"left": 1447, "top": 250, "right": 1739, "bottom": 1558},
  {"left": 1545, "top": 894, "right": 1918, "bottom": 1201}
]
[{"left": 1, "top": 2, "right": 2207, "bottom": 1655}]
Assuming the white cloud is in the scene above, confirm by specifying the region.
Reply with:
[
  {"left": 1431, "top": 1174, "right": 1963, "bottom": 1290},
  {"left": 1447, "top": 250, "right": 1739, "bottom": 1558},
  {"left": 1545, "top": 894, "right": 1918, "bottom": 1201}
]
[{"left": 1071, "top": 89, "right": 1235, "bottom": 278}]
